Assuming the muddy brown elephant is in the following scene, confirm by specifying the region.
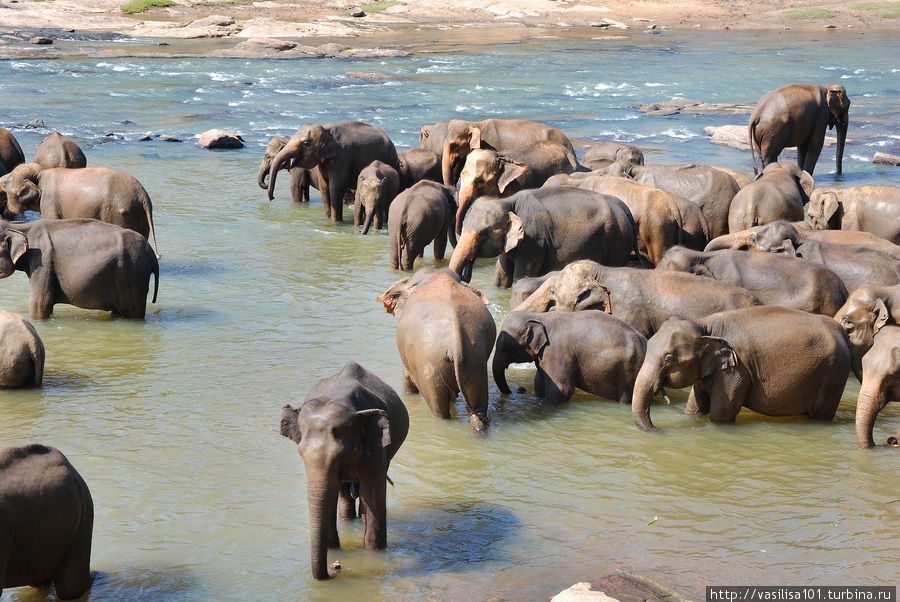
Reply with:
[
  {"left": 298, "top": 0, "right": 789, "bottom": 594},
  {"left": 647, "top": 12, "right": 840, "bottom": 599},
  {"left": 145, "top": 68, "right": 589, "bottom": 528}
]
[
  {"left": 379, "top": 267, "right": 496, "bottom": 433},
  {"left": 0, "top": 444, "right": 93, "bottom": 599},
  {"left": 388, "top": 180, "right": 457, "bottom": 271},
  {"left": 0, "top": 128, "right": 24, "bottom": 176},
  {"left": 749, "top": 83, "right": 850, "bottom": 175},
  {"left": 0, "top": 163, "right": 159, "bottom": 257},
  {"left": 581, "top": 141, "right": 644, "bottom": 171},
  {"left": 0, "top": 308, "right": 44, "bottom": 387},
  {"left": 267, "top": 122, "right": 399, "bottom": 223},
  {"left": 493, "top": 310, "right": 646, "bottom": 405},
  {"left": 279, "top": 362, "right": 409, "bottom": 580},
  {"left": 0, "top": 219, "right": 159, "bottom": 320},
  {"left": 33, "top": 132, "right": 86, "bottom": 169},
  {"left": 808, "top": 186, "right": 900, "bottom": 245},
  {"left": 355, "top": 160, "right": 400, "bottom": 235},
  {"left": 854, "top": 326, "right": 900, "bottom": 448},
  {"left": 727, "top": 162, "right": 813, "bottom": 233},
  {"left": 256, "top": 135, "right": 322, "bottom": 204},
  {"left": 632, "top": 306, "right": 852, "bottom": 431}
]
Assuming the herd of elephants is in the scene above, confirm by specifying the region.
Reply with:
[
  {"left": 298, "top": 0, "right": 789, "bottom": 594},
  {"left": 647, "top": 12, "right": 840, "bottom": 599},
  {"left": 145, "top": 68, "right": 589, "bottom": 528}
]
[{"left": 0, "top": 79, "right": 899, "bottom": 594}]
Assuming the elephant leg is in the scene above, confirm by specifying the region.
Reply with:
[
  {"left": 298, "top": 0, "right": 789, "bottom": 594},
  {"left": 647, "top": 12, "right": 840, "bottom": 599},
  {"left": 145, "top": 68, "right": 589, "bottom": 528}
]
[
  {"left": 533, "top": 370, "right": 546, "bottom": 397},
  {"left": 457, "top": 361, "right": 490, "bottom": 432},
  {"left": 359, "top": 476, "right": 387, "bottom": 550},
  {"left": 685, "top": 386, "right": 710, "bottom": 414},
  {"left": 353, "top": 201, "right": 363, "bottom": 228},
  {"left": 28, "top": 268, "right": 55, "bottom": 321},
  {"left": 328, "top": 174, "right": 348, "bottom": 223},
  {"left": 537, "top": 367, "right": 573, "bottom": 404},
  {"left": 52, "top": 514, "right": 93, "bottom": 600},
  {"left": 494, "top": 254, "right": 513, "bottom": 288},
  {"left": 319, "top": 170, "right": 333, "bottom": 220},
  {"left": 403, "top": 369, "right": 419, "bottom": 394},
  {"left": 707, "top": 371, "right": 749, "bottom": 424},
  {"left": 418, "top": 377, "right": 454, "bottom": 420},
  {"left": 0, "top": 545, "right": 8, "bottom": 597},
  {"left": 338, "top": 483, "right": 357, "bottom": 520},
  {"left": 432, "top": 228, "right": 448, "bottom": 261},
  {"left": 289, "top": 168, "right": 304, "bottom": 204},
  {"left": 801, "top": 131, "right": 825, "bottom": 175}
]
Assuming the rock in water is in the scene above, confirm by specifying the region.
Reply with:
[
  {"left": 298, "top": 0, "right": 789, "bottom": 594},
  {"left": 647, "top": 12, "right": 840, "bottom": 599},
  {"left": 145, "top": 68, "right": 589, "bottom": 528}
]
[{"left": 198, "top": 129, "right": 244, "bottom": 149}]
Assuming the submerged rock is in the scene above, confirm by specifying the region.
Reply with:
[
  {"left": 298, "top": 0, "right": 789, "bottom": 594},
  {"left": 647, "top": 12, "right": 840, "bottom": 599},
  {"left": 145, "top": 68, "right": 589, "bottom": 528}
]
[
  {"left": 873, "top": 151, "right": 900, "bottom": 166},
  {"left": 198, "top": 129, "right": 244, "bottom": 149},
  {"left": 552, "top": 574, "right": 679, "bottom": 602},
  {"left": 631, "top": 98, "right": 754, "bottom": 116},
  {"left": 208, "top": 37, "right": 407, "bottom": 60},
  {"left": 30, "top": 36, "right": 53, "bottom": 45}
]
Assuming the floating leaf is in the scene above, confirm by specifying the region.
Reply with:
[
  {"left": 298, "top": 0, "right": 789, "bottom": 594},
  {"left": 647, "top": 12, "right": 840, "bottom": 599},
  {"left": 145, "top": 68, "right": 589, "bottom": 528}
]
[{"left": 646, "top": 516, "right": 658, "bottom": 525}]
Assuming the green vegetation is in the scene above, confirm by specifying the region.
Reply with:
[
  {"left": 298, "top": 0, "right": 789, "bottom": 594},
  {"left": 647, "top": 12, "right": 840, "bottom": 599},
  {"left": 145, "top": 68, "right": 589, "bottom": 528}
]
[
  {"left": 850, "top": 1, "right": 900, "bottom": 17},
  {"left": 120, "top": 0, "right": 175, "bottom": 14},
  {"left": 362, "top": 1, "right": 401, "bottom": 14},
  {"left": 784, "top": 7, "right": 836, "bottom": 18}
]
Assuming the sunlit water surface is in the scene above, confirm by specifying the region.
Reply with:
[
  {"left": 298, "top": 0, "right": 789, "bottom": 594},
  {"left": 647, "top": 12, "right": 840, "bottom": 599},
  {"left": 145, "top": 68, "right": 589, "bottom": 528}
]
[{"left": 0, "top": 29, "right": 898, "bottom": 601}]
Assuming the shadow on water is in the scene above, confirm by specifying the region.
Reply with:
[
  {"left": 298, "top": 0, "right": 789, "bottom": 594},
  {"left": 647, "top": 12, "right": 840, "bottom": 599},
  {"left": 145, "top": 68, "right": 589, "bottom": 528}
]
[
  {"left": 158, "top": 261, "right": 228, "bottom": 278},
  {"left": 0, "top": 567, "right": 204, "bottom": 601}
]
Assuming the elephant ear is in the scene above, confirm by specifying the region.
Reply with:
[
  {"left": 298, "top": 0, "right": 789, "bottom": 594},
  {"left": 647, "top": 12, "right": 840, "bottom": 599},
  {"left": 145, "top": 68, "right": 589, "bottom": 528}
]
[
  {"left": 826, "top": 85, "right": 850, "bottom": 128},
  {"left": 377, "top": 277, "right": 411, "bottom": 317},
  {"left": 524, "top": 319, "right": 550, "bottom": 356},
  {"left": 357, "top": 408, "right": 391, "bottom": 450},
  {"left": 279, "top": 403, "right": 302, "bottom": 443},
  {"left": 318, "top": 128, "right": 339, "bottom": 162},
  {"left": 468, "top": 126, "right": 482, "bottom": 151},
  {"left": 504, "top": 212, "right": 525, "bottom": 253},
  {"left": 497, "top": 157, "right": 528, "bottom": 194},
  {"left": 696, "top": 336, "right": 737, "bottom": 378},
  {"left": 819, "top": 192, "right": 839, "bottom": 227},
  {"left": 797, "top": 170, "right": 815, "bottom": 198},
  {"left": 3, "top": 229, "right": 28, "bottom": 264},
  {"left": 873, "top": 298, "right": 890, "bottom": 335}
]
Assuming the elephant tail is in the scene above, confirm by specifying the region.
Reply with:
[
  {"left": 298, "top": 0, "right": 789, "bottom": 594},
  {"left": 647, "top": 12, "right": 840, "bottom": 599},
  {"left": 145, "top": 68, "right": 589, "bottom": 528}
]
[
  {"left": 151, "top": 254, "right": 159, "bottom": 304},
  {"left": 146, "top": 200, "right": 160, "bottom": 259},
  {"left": 748, "top": 118, "right": 760, "bottom": 176},
  {"left": 389, "top": 218, "right": 402, "bottom": 269}
]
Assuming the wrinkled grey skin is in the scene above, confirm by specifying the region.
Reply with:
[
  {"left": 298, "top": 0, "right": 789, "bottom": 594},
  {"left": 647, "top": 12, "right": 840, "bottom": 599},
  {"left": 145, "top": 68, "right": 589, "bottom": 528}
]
[
  {"left": 387, "top": 181, "right": 457, "bottom": 271},
  {"left": 0, "top": 128, "right": 24, "bottom": 177},
  {"left": 510, "top": 271, "right": 560, "bottom": 308},
  {"left": 0, "top": 308, "right": 44, "bottom": 387},
  {"left": 808, "top": 186, "right": 900, "bottom": 245},
  {"left": 516, "top": 260, "right": 761, "bottom": 338},
  {"left": 279, "top": 362, "right": 409, "bottom": 580},
  {"left": 833, "top": 284, "right": 900, "bottom": 353},
  {"left": 632, "top": 306, "right": 852, "bottom": 431},
  {"left": 378, "top": 267, "right": 496, "bottom": 433},
  {"left": 267, "top": 122, "right": 399, "bottom": 223},
  {"left": 493, "top": 310, "right": 646, "bottom": 404},
  {"left": 354, "top": 160, "right": 400, "bottom": 235},
  {"left": 33, "top": 132, "right": 86, "bottom": 169},
  {"left": 749, "top": 83, "right": 850, "bottom": 175},
  {"left": 854, "top": 325, "right": 900, "bottom": 448},
  {"left": 727, "top": 162, "right": 813, "bottom": 232},
  {"left": 594, "top": 160, "right": 741, "bottom": 239},
  {"left": 656, "top": 246, "right": 848, "bottom": 316},
  {"left": 0, "top": 219, "right": 159, "bottom": 320},
  {"left": 0, "top": 163, "right": 159, "bottom": 258},
  {"left": 449, "top": 187, "right": 636, "bottom": 288},
  {"left": 581, "top": 141, "right": 644, "bottom": 171},
  {"left": 397, "top": 148, "right": 441, "bottom": 190},
  {"left": 0, "top": 444, "right": 93, "bottom": 599},
  {"left": 256, "top": 135, "right": 322, "bottom": 204}
]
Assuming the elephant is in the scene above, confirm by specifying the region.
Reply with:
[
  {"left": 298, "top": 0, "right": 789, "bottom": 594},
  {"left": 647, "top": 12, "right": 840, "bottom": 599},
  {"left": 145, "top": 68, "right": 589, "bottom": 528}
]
[
  {"left": 509, "top": 271, "right": 560, "bottom": 308},
  {"left": 749, "top": 83, "right": 850, "bottom": 175},
  {"left": 419, "top": 121, "right": 448, "bottom": 157},
  {"left": 515, "top": 260, "right": 761, "bottom": 339},
  {"left": 355, "top": 160, "right": 400, "bottom": 235},
  {"left": 710, "top": 166, "right": 753, "bottom": 189},
  {"left": 669, "top": 193, "right": 711, "bottom": 251},
  {"left": 256, "top": 135, "right": 322, "bottom": 204},
  {"left": 0, "top": 219, "right": 159, "bottom": 320},
  {"left": 493, "top": 310, "right": 646, "bottom": 405},
  {"left": 581, "top": 141, "right": 644, "bottom": 171},
  {"left": 807, "top": 186, "right": 900, "bottom": 245},
  {"left": 727, "top": 162, "right": 814, "bottom": 233},
  {"left": 388, "top": 180, "right": 457, "bottom": 271},
  {"left": 279, "top": 361, "right": 409, "bottom": 580},
  {"left": 632, "top": 306, "right": 852, "bottom": 431},
  {"left": 854, "top": 326, "right": 900, "bottom": 448},
  {"left": 441, "top": 118, "right": 575, "bottom": 187},
  {"left": 397, "top": 148, "right": 442, "bottom": 190},
  {"left": 0, "top": 444, "right": 93, "bottom": 599},
  {"left": 656, "top": 246, "right": 848, "bottom": 316},
  {"left": 833, "top": 284, "right": 900, "bottom": 353},
  {"left": 0, "top": 308, "right": 44, "bottom": 387},
  {"left": 378, "top": 267, "right": 496, "bottom": 433},
  {"left": 0, "top": 163, "right": 159, "bottom": 258},
  {"left": 594, "top": 160, "right": 741, "bottom": 239},
  {"left": 0, "top": 128, "right": 24, "bottom": 176},
  {"left": 449, "top": 187, "right": 636, "bottom": 288},
  {"left": 33, "top": 132, "right": 87, "bottom": 169},
  {"left": 455, "top": 143, "right": 581, "bottom": 232},
  {"left": 266, "top": 122, "right": 399, "bottom": 223},
  {"left": 545, "top": 174, "right": 684, "bottom": 266}
]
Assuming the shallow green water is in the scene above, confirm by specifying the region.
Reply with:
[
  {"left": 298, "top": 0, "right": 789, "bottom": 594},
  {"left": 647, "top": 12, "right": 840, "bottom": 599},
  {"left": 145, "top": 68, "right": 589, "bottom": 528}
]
[{"left": 0, "top": 29, "right": 898, "bottom": 601}]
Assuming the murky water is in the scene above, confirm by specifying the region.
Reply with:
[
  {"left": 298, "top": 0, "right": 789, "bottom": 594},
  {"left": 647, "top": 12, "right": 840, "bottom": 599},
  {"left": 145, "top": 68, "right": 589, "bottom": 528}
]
[{"left": 0, "top": 29, "right": 898, "bottom": 601}]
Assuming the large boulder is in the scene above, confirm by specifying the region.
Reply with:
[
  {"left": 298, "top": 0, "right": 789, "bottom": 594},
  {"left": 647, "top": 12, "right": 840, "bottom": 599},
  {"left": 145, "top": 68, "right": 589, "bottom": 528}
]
[
  {"left": 198, "top": 129, "right": 244, "bottom": 149},
  {"left": 873, "top": 151, "right": 900, "bottom": 166},
  {"left": 552, "top": 575, "right": 677, "bottom": 602},
  {"left": 632, "top": 99, "right": 754, "bottom": 117},
  {"left": 703, "top": 124, "right": 844, "bottom": 151}
]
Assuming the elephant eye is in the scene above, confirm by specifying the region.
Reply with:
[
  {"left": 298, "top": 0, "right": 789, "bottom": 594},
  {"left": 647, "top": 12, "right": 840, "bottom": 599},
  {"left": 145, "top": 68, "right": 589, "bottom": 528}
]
[
  {"left": 576, "top": 290, "right": 591, "bottom": 305},
  {"left": 664, "top": 353, "right": 676, "bottom": 364}
]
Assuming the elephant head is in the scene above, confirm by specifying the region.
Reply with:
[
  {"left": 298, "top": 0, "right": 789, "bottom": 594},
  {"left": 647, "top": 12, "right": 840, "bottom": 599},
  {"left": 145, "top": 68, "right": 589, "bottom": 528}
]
[
  {"left": 378, "top": 267, "right": 483, "bottom": 315},
  {"left": 591, "top": 159, "right": 636, "bottom": 179},
  {"left": 547, "top": 260, "right": 613, "bottom": 313},
  {"left": 762, "top": 162, "right": 815, "bottom": 202},
  {"left": 257, "top": 136, "right": 290, "bottom": 190},
  {"left": 825, "top": 84, "right": 850, "bottom": 175},
  {"left": 280, "top": 399, "right": 392, "bottom": 579},
  {"left": 267, "top": 124, "right": 337, "bottom": 200},
  {"left": 834, "top": 285, "right": 892, "bottom": 353},
  {"left": 746, "top": 221, "right": 803, "bottom": 254},
  {"left": 492, "top": 313, "right": 549, "bottom": 394},
  {"left": 655, "top": 247, "right": 713, "bottom": 277},
  {"left": 455, "top": 150, "right": 527, "bottom": 234},
  {"left": 448, "top": 199, "right": 524, "bottom": 283},
  {"left": 854, "top": 327, "right": 900, "bottom": 448},
  {"left": 0, "top": 163, "right": 43, "bottom": 214},
  {"left": 807, "top": 189, "right": 843, "bottom": 230},
  {"left": 442, "top": 119, "right": 488, "bottom": 187},
  {"left": 0, "top": 226, "right": 28, "bottom": 278},
  {"left": 632, "top": 318, "right": 737, "bottom": 431}
]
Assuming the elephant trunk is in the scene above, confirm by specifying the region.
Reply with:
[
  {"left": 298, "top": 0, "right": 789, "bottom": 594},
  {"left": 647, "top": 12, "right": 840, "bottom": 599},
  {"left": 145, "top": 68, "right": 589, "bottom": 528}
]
[
  {"left": 835, "top": 120, "right": 847, "bottom": 176},
  {"left": 267, "top": 140, "right": 300, "bottom": 201},
  {"left": 492, "top": 348, "right": 512, "bottom": 395},
  {"left": 361, "top": 209, "right": 375, "bottom": 235},
  {"left": 855, "top": 381, "right": 885, "bottom": 448},
  {"left": 257, "top": 160, "right": 271, "bottom": 190},
  {"left": 306, "top": 466, "right": 340, "bottom": 580},
  {"left": 632, "top": 361, "right": 661, "bottom": 431},
  {"left": 704, "top": 231, "right": 751, "bottom": 252},
  {"left": 455, "top": 181, "right": 477, "bottom": 235},
  {"left": 512, "top": 278, "right": 556, "bottom": 313},
  {"left": 448, "top": 231, "right": 479, "bottom": 282},
  {"left": 442, "top": 144, "right": 454, "bottom": 187}
]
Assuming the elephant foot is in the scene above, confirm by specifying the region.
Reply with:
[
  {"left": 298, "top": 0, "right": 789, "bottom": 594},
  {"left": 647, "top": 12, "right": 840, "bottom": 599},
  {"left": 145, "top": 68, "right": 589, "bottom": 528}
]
[
  {"left": 887, "top": 436, "right": 899, "bottom": 447},
  {"left": 469, "top": 413, "right": 489, "bottom": 435}
]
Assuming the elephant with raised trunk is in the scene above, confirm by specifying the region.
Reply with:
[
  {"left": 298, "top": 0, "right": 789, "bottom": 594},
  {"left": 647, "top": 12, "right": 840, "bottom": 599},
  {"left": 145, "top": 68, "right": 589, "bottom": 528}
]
[
  {"left": 355, "top": 160, "right": 400, "bottom": 235},
  {"left": 0, "top": 444, "right": 94, "bottom": 599},
  {"left": 378, "top": 267, "right": 496, "bottom": 433},
  {"left": 854, "top": 326, "right": 900, "bottom": 448},
  {"left": 256, "top": 135, "right": 322, "bottom": 204},
  {"left": 807, "top": 186, "right": 900, "bottom": 245},
  {"left": 0, "top": 308, "right": 44, "bottom": 387},
  {"left": 33, "top": 132, "right": 86, "bottom": 169},
  {"left": 449, "top": 187, "right": 636, "bottom": 288},
  {"left": 266, "top": 122, "right": 399, "bottom": 223},
  {"left": 493, "top": 310, "right": 646, "bottom": 405},
  {"left": 749, "top": 83, "right": 850, "bottom": 175},
  {"left": 632, "top": 306, "right": 852, "bottom": 431},
  {"left": 727, "top": 162, "right": 814, "bottom": 233},
  {"left": 279, "top": 362, "right": 409, "bottom": 580}
]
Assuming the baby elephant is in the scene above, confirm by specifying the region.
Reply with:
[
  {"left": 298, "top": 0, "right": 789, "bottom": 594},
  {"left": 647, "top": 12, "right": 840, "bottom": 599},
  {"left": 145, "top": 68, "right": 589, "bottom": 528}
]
[
  {"left": 280, "top": 362, "right": 409, "bottom": 580},
  {"left": 0, "top": 308, "right": 44, "bottom": 387},
  {"left": 379, "top": 267, "right": 496, "bottom": 433},
  {"left": 494, "top": 310, "right": 646, "bottom": 405},
  {"left": 355, "top": 160, "right": 400, "bottom": 235},
  {"left": 388, "top": 180, "right": 457, "bottom": 271},
  {"left": 0, "top": 444, "right": 94, "bottom": 600}
]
